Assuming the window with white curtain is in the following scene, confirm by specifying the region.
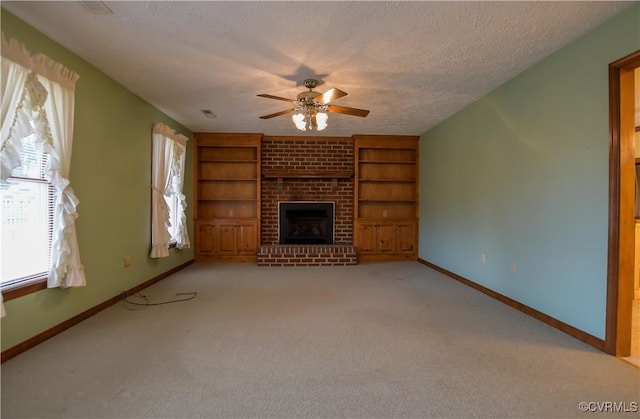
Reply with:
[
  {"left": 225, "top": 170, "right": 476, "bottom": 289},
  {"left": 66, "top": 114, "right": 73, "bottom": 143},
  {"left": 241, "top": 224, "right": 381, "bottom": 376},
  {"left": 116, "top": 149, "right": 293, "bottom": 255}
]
[
  {"left": 150, "top": 123, "right": 190, "bottom": 258},
  {"left": 1, "top": 33, "right": 85, "bottom": 317}
]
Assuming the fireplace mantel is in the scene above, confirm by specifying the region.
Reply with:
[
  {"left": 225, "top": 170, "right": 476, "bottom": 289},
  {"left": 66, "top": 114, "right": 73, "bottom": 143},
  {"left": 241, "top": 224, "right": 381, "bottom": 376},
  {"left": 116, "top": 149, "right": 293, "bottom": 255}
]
[{"left": 262, "top": 170, "right": 353, "bottom": 179}]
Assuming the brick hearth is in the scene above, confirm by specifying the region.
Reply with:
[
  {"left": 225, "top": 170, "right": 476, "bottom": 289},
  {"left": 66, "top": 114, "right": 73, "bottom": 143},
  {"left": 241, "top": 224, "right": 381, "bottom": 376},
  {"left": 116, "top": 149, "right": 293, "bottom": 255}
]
[{"left": 257, "top": 245, "right": 357, "bottom": 266}]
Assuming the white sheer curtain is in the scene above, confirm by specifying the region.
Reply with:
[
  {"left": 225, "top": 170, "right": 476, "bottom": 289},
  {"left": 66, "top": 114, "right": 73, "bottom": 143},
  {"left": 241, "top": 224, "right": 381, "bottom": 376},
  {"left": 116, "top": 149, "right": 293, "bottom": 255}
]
[
  {"left": 150, "top": 123, "right": 174, "bottom": 258},
  {"left": 171, "top": 134, "right": 190, "bottom": 249},
  {"left": 150, "top": 123, "right": 190, "bottom": 257},
  {"left": 32, "top": 53, "right": 85, "bottom": 288}
]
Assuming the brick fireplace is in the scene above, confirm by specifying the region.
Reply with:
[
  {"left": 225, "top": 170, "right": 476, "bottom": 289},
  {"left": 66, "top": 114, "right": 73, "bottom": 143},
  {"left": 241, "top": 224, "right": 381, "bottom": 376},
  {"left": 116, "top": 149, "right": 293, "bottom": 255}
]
[{"left": 258, "top": 137, "right": 357, "bottom": 266}]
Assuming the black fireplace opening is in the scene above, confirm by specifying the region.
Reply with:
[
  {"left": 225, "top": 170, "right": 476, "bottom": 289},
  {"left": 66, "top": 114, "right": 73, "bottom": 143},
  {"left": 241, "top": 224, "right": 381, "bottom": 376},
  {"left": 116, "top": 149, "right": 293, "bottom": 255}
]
[{"left": 279, "top": 202, "right": 334, "bottom": 245}]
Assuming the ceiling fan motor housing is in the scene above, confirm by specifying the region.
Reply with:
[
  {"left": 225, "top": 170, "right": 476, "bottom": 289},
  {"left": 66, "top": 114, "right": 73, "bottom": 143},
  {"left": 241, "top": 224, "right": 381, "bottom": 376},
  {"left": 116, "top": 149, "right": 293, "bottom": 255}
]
[
  {"left": 296, "top": 90, "right": 321, "bottom": 104},
  {"left": 297, "top": 79, "right": 322, "bottom": 105},
  {"left": 303, "top": 78, "right": 319, "bottom": 89}
]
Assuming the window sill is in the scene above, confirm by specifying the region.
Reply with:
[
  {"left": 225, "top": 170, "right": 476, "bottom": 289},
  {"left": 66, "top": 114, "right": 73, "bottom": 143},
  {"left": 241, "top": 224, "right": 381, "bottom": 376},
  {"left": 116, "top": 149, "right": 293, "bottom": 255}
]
[{"left": 2, "top": 277, "right": 47, "bottom": 302}]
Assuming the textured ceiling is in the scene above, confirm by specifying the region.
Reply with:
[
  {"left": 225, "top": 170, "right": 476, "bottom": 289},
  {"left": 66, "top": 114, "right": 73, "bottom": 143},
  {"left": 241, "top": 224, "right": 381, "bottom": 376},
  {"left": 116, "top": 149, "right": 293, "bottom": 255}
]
[{"left": 2, "top": 1, "right": 632, "bottom": 137}]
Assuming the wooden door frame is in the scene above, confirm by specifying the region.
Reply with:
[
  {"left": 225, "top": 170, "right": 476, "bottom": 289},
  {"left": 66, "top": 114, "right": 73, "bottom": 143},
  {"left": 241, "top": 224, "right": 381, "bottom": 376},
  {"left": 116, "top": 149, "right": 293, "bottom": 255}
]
[{"left": 606, "top": 50, "right": 640, "bottom": 356}]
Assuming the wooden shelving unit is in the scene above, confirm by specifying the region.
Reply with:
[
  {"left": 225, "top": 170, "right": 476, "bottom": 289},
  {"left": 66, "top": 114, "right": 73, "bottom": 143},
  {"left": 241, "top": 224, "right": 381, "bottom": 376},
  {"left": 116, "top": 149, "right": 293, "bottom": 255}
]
[
  {"left": 194, "top": 133, "right": 262, "bottom": 262},
  {"left": 353, "top": 135, "right": 419, "bottom": 261}
]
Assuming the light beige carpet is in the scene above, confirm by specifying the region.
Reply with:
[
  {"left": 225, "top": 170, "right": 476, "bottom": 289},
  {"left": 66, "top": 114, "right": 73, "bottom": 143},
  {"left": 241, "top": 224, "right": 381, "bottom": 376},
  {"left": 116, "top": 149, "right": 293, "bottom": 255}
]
[{"left": 1, "top": 262, "right": 638, "bottom": 418}]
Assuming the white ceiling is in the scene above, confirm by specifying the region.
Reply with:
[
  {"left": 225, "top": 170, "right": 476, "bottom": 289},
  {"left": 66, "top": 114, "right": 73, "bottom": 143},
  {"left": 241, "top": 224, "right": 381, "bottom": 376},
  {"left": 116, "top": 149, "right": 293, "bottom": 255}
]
[{"left": 2, "top": 1, "right": 632, "bottom": 137}]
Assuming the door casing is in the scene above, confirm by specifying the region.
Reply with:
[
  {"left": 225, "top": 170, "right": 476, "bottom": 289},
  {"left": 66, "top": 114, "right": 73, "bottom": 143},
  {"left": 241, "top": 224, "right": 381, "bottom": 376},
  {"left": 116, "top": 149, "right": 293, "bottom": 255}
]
[{"left": 606, "top": 50, "right": 640, "bottom": 356}]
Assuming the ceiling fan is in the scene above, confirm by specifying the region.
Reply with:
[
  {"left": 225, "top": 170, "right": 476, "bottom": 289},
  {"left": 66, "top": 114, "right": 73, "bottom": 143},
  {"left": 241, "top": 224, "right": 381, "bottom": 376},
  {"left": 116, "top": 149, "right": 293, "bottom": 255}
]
[{"left": 257, "top": 79, "right": 370, "bottom": 131}]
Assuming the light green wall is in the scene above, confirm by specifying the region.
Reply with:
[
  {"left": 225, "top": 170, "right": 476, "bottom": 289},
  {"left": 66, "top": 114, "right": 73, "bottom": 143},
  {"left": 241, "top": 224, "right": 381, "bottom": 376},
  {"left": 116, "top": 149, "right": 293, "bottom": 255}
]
[
  {"left": 1, "top": 10, "right": 195, "bottom": 351},
  {"left": 419, "top": 5, "right": 639, "bottom": 339}
]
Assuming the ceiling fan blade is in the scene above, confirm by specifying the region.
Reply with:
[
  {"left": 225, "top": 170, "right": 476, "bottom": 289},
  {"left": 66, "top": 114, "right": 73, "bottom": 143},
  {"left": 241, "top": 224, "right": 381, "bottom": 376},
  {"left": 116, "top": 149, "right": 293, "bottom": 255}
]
[
  {"left": 257, "top": 94, "right": 296, "bottom": 103},
  {"left": 326, "top": 105, "right": 370, "bottom": 117},
  {"left": 259, "top": 108, "right": 296, "bottom": 119},
  {"left": 314, "top": 88, "right": 348, "bottom": 104}
]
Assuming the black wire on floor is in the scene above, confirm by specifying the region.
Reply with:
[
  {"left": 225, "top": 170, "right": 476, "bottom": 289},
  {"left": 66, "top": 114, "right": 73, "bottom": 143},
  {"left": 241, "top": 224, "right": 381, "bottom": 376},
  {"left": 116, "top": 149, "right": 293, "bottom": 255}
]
[{"left": 121, "top": 291, "right": 197, "bottom": 307}]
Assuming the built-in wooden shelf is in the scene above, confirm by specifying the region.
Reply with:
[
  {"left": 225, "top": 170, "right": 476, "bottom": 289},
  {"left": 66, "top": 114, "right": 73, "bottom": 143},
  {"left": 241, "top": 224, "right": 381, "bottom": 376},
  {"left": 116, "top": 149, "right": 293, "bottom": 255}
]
[
  {"left": 198, "top": 178, "right": 256, "bottom": 181},
  {"left": 358, "top": 199, "right": 416, "bottom": 203},
  {"left": 194, "top": 133, "right": 262, "bottom": 262},
  {"left": 358, "top": 160, "right": 416, "bottom": 165},
  {"left": 353, "top": 135, "right": 419, "bottom": 262},
  {"left": 262, "top": 170, "right": 353, "bottom": 179},
  {"left": 199, "top": 159, "right": 259, "bottom": 163},
  {"left": 359, "top": 179, "right": 416, "bottom": 182},
  {"left": 197, "top": 198, "right": 258, "bottom": 201}
]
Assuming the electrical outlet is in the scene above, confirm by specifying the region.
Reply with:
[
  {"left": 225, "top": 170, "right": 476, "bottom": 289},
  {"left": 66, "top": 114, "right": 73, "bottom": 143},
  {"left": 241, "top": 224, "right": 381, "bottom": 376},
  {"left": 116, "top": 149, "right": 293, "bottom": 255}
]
[
  {"left": 481, "top": 253, "right": 486, "bottom": 264},
  {"left": 124, "top": 256, "right": 131, "bottom": 268},
  {"left": 510, "top": 261, "right": 516, "bottom": 273}
]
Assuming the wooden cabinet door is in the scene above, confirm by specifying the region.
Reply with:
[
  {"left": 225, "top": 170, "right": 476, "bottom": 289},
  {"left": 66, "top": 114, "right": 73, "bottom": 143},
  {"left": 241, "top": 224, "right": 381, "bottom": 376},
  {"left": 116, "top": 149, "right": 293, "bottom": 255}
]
[
  {"left": 355, "top": 221, "right": 377, "bottom": 254},
  {"left": 396, "top": 221, "right": 416, "bottom": 254},
  {"left": 197, "top": 222, "right": 215, "bottom": 254},
  {"left": 355, "top": 219, "right": 417, "bottom": 259},
  {"left": 215, "top": 222, "right": 238, "bottom": 255},
  {"left": 237, "top": 221, "right": 258, "bottom": 255},
  {"left": 377, "top": 223, "right": 396, "bottom": 254}
]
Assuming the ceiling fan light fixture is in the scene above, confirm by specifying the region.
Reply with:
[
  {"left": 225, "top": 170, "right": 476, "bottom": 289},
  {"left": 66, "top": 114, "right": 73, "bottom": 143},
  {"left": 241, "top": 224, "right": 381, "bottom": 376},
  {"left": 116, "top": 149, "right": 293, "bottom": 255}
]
[
  {"left": 291, "top": 105, "right": 328, "bottom": 132},
  {"left": 316, "top": 111, "right": 328, "bottom": 131},
  {"left": 292, "top": 112, "right": 307, "bottom": 131}
]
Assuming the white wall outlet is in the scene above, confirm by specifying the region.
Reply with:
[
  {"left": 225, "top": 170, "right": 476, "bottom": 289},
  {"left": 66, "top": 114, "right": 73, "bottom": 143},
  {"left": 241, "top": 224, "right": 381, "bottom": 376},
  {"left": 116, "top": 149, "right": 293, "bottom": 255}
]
[
  {"left": 124, "top": 256, "right": 131, "bottom": 268},
  {"left": 382, "top": 209, "right": 388, "bottom": 218},
  {"left": 510, "top": 261, "right": 516, "bottom": 273},
  {"left": 481, "top": 253, "right": 486, "bottom": 264}
]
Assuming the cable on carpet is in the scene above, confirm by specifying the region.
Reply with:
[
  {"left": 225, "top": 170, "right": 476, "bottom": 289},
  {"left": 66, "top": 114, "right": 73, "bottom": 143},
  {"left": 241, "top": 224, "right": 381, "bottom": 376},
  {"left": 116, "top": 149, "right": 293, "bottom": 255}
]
[{"left": 121, "top": 291, "right": 197, "bottom": 307}]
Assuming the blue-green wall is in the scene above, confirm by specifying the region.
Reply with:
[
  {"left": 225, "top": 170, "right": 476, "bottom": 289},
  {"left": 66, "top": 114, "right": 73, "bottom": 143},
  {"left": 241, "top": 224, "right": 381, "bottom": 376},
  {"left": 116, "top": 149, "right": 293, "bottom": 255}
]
[
  {"left": 1, "top": 9, "right": 195, "bottom": 351},
  {"left": 419, "top": 5, "right": 640, "bottom": 339}
]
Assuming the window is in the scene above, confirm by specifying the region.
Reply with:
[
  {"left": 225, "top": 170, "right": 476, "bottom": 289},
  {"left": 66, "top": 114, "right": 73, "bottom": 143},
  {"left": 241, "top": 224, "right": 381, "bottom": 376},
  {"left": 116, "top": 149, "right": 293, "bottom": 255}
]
[
  {"left": 150, "top": 123, "right": 190, "bottom": 258},
  {"left": 1, "top": 137, "right": 54, "bottom": 289},
  {"left": 1, "top": 34, "right": 84, "bottom": 317}
]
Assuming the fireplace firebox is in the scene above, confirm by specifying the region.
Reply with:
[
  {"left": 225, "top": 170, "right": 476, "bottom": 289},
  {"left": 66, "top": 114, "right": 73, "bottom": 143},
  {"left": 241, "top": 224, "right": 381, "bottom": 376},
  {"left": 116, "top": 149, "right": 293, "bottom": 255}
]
[{"left": 279, "top": 202, "right": 334, "bottom": 245}]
